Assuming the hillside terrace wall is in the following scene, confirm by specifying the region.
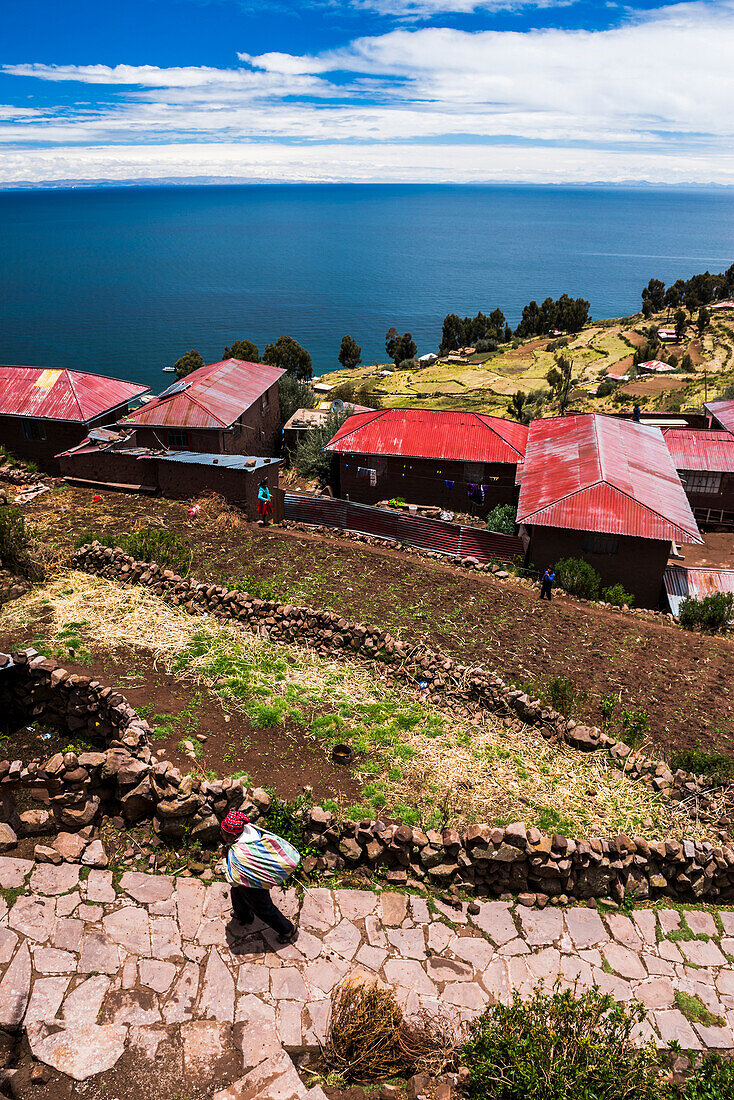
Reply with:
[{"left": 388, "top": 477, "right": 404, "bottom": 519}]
[{"left": 1, "top": 644, "right": 734, "bottom": 906}]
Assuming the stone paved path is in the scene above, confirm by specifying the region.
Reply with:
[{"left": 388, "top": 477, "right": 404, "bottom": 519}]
[{"left": 2, "top": 858, "right": 734, "bottom": 1097}]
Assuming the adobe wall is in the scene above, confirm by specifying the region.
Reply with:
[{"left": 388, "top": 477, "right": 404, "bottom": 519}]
[
  {"left": 0, "top": 417, "right": 89, "bottom": 475},
  {"left": 527, "top": 527, "right": 671, "bottom": 608},
  {"left": 338, "top": 455, "right": 518, "bottom": 513}
]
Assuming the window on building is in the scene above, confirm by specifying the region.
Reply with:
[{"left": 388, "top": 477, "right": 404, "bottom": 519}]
[
  {"left": 167, "top": 430, "right": 189, "bottom": 448},
  {"left": 464, "top": 462, "right": 483, "bottom": 482},
  {"left": 22, "top": 421, "right": 47, "bottom": 441},
  {"left": 679, "top": 469, "right": 722, "bottom": 495},
  {"left": 260, "top": 390, "right": 270, "bottom": 414},
  {"left": 581, "top": 533, "right": 619, "bottom": 555}
]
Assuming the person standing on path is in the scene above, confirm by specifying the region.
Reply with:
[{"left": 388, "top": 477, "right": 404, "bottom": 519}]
[
  {"left": 539, "top": 566, "right": 555, "bottom": 601},
  {"left": 257, "top": 479, "right": 273, "bottom": 526},
  {"left": 221, "top": 810, "right": 298, "bottom": 943}
]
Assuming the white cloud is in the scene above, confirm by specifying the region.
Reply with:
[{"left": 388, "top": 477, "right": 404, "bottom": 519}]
[
  {"left": 2, "top": 1, "right": 734, "bottom": 184},
  {"left": 349, "top": 0, "right": 575, "bottom": 16},
  {"left": 3, "top": 140, "right": 733, "bottom": 186}
]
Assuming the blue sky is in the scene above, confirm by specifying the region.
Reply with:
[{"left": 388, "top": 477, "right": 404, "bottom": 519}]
[{"left": 1, "top": 0, "right": 733, "bottom": 186}]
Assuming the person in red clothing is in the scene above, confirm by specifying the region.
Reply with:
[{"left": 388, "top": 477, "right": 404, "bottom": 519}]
[{"left": 220, "top": 810, "right": 296, "bottom": 942}]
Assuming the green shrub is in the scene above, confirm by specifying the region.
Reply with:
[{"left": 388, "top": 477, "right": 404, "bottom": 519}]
[
  {"left": 261, "top": 790, "right": 314, "bottom": 854},
  {"left": 602, "top": 583, "right": 635, "bottom": 607},
  {"left": 292, "top": 408, "right": 349, "bottom": 486},
  {"left": 677, "top": 1053, "right": 734, "bottom": 1099},
  {"left": 476, "top": 339, "right": 498, "bottom": 353},
  {"left": 75, "top": 527, "right": 193, "bottom": 575},
  {"left": 556, "top": 557, "right": 601, "bottom": 600},
  {"left": 597, "top": 377, "right": 617, "bottom": 397},
  {"left": 679, "top": 593, "right": 733, "bottom": 634},
  {"left": 485, "top": 504, "right": 517, "bottom": 535},
  {"left": 547, "top": 675, "right": 581, "bottom": 717},
  {"left": 224, "top": 574, "right": 279, "bottom": 601},
  {"left": 462, "top": 985, "right": 663, "bottom": 1100},
  {"left": 669, "top": 747, "right": 734, "bottom": 784},
  {"left": 0, "top": 506, "right": 34, "bottom": 576},
  {"left": 621, "top": 707, "right": 649, "bottom": 747},
  {"left": 124, "top": 528, "right": 194, "bottom": 575}
]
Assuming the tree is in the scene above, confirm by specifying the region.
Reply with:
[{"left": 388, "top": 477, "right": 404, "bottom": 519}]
[
  {"left": 440, "top": 314, "right": 465, "bottom": 355},
  {"left": 641, "top": 278, "right": 666, "bottom": 314},
  {"left": 674, "top": 309, "right": 687, "bottom": 341},
  {"left": 488, "top": 308, "right": 506, "bottom": 339},
  {"left": 385, "top": 328, "right": 416, "bottom": 367},
  {"left": 262, "top": 335, "right": 313, "bottom": 381},
  {"left": 279, "top": 373, "right": 317, "bottom": 425},
  {"left": 697, "top": 306, "right": 710, "bottom": 337},
  {"left": 509, "top": 390, "right": 530, "bottom": 424},
  {"left": 223, "top": 339, "right": 259, "bottom": 362},
  {"left": 173, "top": 349, "right": 205, "bottom": 380},
  {"left": 546, "top": 353, "right": 574, "bottom": 414},
  {"left": 292, "top": 408, "right": 350, "bottom": 486},
  {"left": 337, "top": 335, "right": 362, "bottom": 371}
]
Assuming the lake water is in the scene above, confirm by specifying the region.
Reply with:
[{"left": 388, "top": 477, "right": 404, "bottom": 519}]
[{"left": 1, "top": 184, "right": 733, "bottom": 391}]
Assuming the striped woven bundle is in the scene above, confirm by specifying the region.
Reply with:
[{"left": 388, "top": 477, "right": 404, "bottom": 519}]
[{"left": 225, "top": 828, "right": 300, "bottom": 889}]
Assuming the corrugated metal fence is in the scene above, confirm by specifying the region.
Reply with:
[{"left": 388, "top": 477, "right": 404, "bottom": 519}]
[{"left": 284, "top": 492, "right": 524, "bottom": 564}]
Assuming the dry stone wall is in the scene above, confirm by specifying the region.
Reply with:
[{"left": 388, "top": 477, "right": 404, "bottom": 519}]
[{"left": 0, "top": 541, "right": 730, "bottom": 905}]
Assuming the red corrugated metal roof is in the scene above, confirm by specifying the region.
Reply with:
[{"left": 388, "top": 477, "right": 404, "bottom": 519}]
[
  {"left": 120, "top": 359, "right": 284, "bottom": 431},
  {"left": 0, "top": 365, "right": 148, "bottom": 423},
  {"left": 639, "top": 360, "right": 673, "bottom": 372},
  {"left": 517, "top": 414, "right": 702, "bottom": 544},
  {"left": 662, "top": 428, "right": 734, "bottom": 472},
  {"left": 705, "top": 399, "right": 734, "bottom": 434},
  {"left": 324, "top": 408, "right": 528, "bottom": 463},
  {"left": 664, "top": 564, "right": 734, "bottom": 615}
]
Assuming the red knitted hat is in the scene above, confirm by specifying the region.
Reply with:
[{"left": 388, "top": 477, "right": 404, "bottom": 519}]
[{"left": 221, "top": 810, "right": 249, "bottom": 836}]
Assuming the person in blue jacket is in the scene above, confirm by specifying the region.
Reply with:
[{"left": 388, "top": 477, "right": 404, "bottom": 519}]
[{"left": 539, "top": 566, "right": 555, "bottom": 600}]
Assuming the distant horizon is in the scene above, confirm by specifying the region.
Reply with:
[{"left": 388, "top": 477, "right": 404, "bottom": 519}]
[{"left": 3, "top": 180, "right": 734, "bottom": 194}]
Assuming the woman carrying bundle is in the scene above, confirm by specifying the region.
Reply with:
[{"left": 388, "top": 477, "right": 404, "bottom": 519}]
[{"left": 220, "top": 810, "right": 299, "bottom": 943}]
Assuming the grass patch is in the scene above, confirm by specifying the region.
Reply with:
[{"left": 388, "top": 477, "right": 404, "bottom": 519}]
[
  {"left": 674, "top": 990, "right": 725, "bottom": 1028},
  {"left": 2, "top": 570, "right": 716, "bottom": 838}
]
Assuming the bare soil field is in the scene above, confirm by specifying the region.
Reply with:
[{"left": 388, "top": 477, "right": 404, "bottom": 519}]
[{"left": 15, "top": 486, "right": 734, "bottom": 764}]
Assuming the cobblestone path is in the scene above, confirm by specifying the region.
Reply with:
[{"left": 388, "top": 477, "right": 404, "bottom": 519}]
[{"left": 1, "top": 858, "right": 734, "bottom": 1097}]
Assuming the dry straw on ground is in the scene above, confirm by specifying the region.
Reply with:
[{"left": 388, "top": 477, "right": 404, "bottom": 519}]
[
  {"left": 2, "top": 571, "right": 711, "bottom": 840},
  {"left": 321, "top": 977, "right": 464, "bottom": 1083}
]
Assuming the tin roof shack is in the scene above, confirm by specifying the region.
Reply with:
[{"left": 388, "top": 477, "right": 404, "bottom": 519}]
[
  {"left": 705, "top": 399, "right": 734, "bottom": 435},
  {"left": 324, "top": 408, "right": 528, "bottom": 515},
  {"left": 0, "top": 365, "right": 148, "bottom": 474},
  {"left": 664, "top": 564, "right": 734, "bottom": 616},
  {"left": 517, "top": 414, "right": 702, "bottom": 608},
  {"left": 282, "top": 403, "right": 372, "bottom": 451},
  {"left": 58, "top": 439, "right": 280, "bottom": 520},
  {"left": 662, "top": 429, "right": 734, "bottom": 528},
  {"left": 119, "top": 359, "right": 284, "bottom": 457}
]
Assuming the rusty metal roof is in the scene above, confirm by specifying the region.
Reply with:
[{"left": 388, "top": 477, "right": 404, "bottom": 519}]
[
  {"left": 662, "top": 428, "right": 734, "bottom": 472},
  {"left": 517, "top": 414, "right": 702, "bottom": 544},
  {"left": 664, "top": 564, "right": 734, "bottom": 615},
  {"left": 120, "top": 359, "right": 284, "bottom": 430},
  {"left": 705, "top": 399, "right": 734, "bottom": 434},
  {"left": 324, "top": 408, "right": 528, "bottom": 463},
  {"left": 0, "top": 365, "right": 148, "bottom": 423}
]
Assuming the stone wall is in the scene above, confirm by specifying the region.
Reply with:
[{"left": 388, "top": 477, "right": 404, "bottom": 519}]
[
  {"left": 2, "top": 541, "right": 732, "bottom": 905},
  {"left": 71, "top": 543, "right": 720, "bottom": 822}
]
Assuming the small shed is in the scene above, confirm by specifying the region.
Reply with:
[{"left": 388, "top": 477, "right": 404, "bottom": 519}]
[
  {"left": 324, "top": 407, "right": 528, "bottom": 513},
  {"left": 119, "top": 359, "right": 284, "bottom": 457},
  {"left": 516, "top": 414, "right": 702, "bottom": 607},
  {"left": 638, "top": 360, "right": 674, "bottom": 373},
  {"left": 664, "top": 564, "right": 734, "bottom": 615},
  {"left": 57, "top": 440, "right": 280, "bottom": 520},
  {"left": 662, "top": 428, "right": 734, "bottom": 527}
]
